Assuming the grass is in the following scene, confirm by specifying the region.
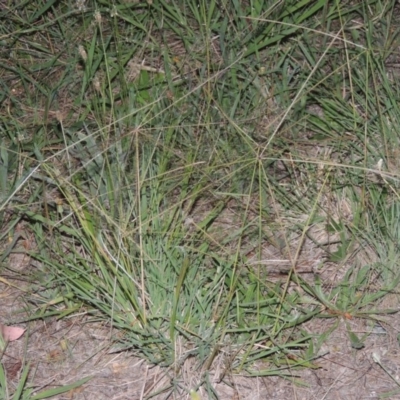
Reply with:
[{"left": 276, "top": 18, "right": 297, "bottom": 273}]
[{"left": 1, "top": 0, "right": 400, "bottom": 398}]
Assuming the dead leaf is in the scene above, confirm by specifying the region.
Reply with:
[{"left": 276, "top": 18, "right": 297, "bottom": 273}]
[{"left": 0, "top": 324, "right": 25, "bottom": 341}]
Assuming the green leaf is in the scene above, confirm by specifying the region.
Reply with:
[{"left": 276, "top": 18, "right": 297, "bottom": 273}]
[
  {"left": 347, "top": 329, "right": 364, "bottom": 350},
  {"left": 30, "top": 376, "right": 92, "bottom": 400}
]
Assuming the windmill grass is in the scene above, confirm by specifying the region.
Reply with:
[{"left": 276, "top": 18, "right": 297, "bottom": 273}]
[{"left": 1, "top": 0, "right": 400, "bottom": 397}]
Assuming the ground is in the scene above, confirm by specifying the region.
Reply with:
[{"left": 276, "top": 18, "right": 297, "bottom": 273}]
[{"left": 2, "top": 238, "right": 400, "bottom": 399}]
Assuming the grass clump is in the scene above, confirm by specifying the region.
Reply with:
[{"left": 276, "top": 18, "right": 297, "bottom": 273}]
[{"left": 2, "top": 0, "right": 400, "bottom": 397}]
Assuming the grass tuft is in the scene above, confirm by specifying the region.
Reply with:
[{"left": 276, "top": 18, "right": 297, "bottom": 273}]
[{"left": 2, "top": 0, "right": 400, "bottom": 397}]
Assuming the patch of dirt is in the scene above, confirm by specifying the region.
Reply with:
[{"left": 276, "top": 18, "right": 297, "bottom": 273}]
[
  {"left": 2, "top": 264, "right": 400, "bottom": 400},
  {"left": 1, "top": 215, "right": 400, "bottom": 400}
]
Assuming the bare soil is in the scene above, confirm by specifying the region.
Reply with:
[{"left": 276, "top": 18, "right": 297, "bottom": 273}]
[{"left": 2, "top": 240, "right": 400, "bottom": 400}]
